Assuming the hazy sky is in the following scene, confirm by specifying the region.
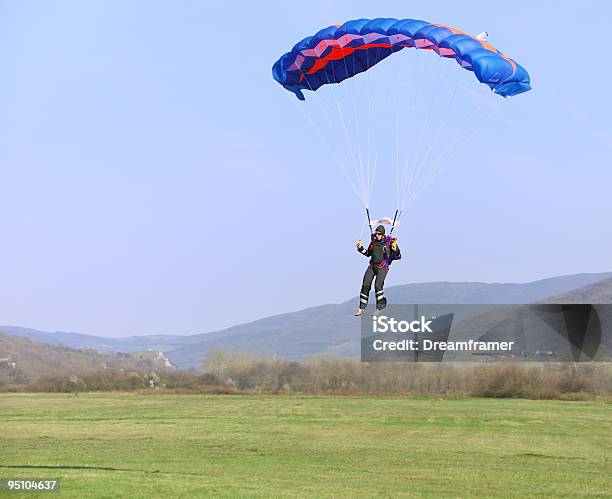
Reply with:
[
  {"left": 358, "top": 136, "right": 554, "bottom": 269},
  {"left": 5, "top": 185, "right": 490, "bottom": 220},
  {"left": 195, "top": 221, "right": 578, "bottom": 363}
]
[{"left": 1, "top": 1, "right": 610, "bottom": 337}]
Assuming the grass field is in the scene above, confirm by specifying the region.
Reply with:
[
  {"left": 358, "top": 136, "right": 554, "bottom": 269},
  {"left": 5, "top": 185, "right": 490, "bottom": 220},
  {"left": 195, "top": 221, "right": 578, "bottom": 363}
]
[{"left": 0, "top": 394, "right": 610, "bottom": 497}]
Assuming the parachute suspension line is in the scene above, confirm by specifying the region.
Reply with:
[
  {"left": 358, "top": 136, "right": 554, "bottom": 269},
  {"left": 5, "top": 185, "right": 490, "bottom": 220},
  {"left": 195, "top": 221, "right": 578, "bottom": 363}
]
[
  {"left": 291, "top": 70, "right": 367, "bottom": 205},
  {"left": 403, "top": 94, "right": 500, "bottom": 209},
  {"left": 398, "top": 48, "right": 433, "bottom": 209},
  {"left": 340, "top": 44, "right": 369, "bottom": 210},
  {"left": 365, "top": 207, "right": 373, "bottom": 233},
  {"left": 291, "top": 98, "right": 365, "bottom": 204},
  {"left": 321, "top": 58, "right": 370, "bottom": 207},
  {"left": 336, "top": 56, "right": 371, "bottom": 209},
  {"left": 361, "top": 45, "right": 385, "bottom": 210},
  {"left": 367, "top": 156, "right": 379, "bottom": 210},
  {"left": 429, "top": 97, "right": 501, "bottom": 180},
  {"left": 364, "top": 47, "right": 375, "bottom": 211},
  {"left": 291, "top": 40, "right": 505, "bottom": 217},
  {"left": 398, "top": 55, "right": 497, "bottom": 211},
  {"left": 362, "top": 43, "right": 377, "bottom": 212},
  {"left": 404, "top": 120, "right": 487, "bottom": 208},
  {"left": 395, "top": 68, "right": 401, "bottom": 212},
  {"left": 402, "top": 68, "right": 462, "bottom": 206},
  {"left": 293, "top": 93, "right": 360, "bottom": 203},
  {"left": 302, "top": 61, "right": 367, "bottom": 206},
  {"left": 403, "top": 100, "right": 488, "bottom": 209},
  {"left": 335, "top": 97, "right": 368, "bottom": 205},
  {"left": 359, "top": 216, "right": 368, "bottom": 239},
  {"left": 401, "top": 57, "right": 450, "bottom": 205},
  {"left": 362, "top": 44, "right": 384, "bottom": 211},
  {"left": 365, "top": 99, "right": 373, "bottom": 209}
]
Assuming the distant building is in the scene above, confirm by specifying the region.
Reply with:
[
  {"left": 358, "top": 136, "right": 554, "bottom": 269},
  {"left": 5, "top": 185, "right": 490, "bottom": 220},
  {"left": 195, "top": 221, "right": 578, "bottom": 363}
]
[
  {"left": 0, "top": 357, "right": 16, "bottom": 368},
  {"left": 122, "top": 349, "right": 176, "bottom": 369}
]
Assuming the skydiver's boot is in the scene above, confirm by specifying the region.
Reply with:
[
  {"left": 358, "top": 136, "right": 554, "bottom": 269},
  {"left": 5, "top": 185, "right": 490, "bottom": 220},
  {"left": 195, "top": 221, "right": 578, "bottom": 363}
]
[
  {"left": 373, "top": 294, "right": 387, "bottom": 318},
  {"left": 355, "top": 307, "right": 366, "bottom": 317}
]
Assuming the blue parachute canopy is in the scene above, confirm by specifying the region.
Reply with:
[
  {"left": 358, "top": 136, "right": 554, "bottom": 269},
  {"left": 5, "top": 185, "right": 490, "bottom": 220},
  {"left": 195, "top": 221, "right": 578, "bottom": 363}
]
[{"left": 273, "top": 18, "right": 531, "bottom": 100}]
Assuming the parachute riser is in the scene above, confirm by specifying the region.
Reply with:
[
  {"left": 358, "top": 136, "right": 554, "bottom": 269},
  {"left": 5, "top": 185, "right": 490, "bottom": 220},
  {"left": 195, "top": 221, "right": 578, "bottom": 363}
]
[{"left": 390, "top": 209, "right": 400, "bottom": 235}]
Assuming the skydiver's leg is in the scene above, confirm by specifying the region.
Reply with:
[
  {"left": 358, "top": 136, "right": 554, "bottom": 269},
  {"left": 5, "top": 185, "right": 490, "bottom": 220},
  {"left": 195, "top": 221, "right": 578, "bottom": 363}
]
[
  {"left": 374, "top": 267, "right": 389, "bottom": 310},
  {"left": 359, "top": 266, "right": 375, "bottom": 310}
]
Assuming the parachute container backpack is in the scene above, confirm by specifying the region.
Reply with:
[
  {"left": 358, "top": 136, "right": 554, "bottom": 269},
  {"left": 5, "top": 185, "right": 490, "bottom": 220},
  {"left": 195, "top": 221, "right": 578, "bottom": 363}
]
[{"left": 272, "top": 18, "right": 531, "bottom": 234}]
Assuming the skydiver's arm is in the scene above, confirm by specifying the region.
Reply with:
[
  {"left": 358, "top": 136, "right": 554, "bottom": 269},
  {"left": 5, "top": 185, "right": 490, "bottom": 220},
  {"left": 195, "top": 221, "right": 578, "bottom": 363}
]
[
  {"left": 392, "top": 246, "right": 401, "bottom": 261},
  {"left": 389, "top": 240, "right": 401, "bottom": 261},
  {"left": 356, "top": 240, "right": 370, "bottom": 256}
]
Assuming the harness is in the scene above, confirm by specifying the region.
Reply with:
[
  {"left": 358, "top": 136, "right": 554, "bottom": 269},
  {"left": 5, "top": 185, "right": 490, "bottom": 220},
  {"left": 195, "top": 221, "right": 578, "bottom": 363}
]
[{"left": 368, "top": 234, "right": 400, "bottom": 269}]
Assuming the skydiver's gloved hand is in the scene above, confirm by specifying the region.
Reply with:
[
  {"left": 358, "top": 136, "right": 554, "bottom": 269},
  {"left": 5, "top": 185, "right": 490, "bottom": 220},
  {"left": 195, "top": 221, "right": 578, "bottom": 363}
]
[
  {"left": 356, "top": 239, "right": 363, "bottom": 251},
  {"left": 391, "top": 240, "right": 397, "bottom": 252}
]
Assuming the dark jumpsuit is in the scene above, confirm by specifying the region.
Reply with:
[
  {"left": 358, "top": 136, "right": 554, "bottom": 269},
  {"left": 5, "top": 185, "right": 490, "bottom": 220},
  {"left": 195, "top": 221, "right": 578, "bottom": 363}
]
[{"left": 358, "top": 236, "right": 401, "bottom": 310}]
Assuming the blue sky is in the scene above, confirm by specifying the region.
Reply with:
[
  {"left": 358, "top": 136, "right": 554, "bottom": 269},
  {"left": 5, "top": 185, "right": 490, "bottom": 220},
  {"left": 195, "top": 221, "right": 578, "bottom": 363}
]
[{"left": 1, "top": 1, "right": 610, "bottom": 336}]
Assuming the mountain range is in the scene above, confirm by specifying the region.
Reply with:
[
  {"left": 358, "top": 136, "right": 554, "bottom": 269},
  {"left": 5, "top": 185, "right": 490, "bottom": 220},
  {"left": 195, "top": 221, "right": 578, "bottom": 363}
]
[{"left": 2, "top": 272, "right": 611, "bottom": 370}]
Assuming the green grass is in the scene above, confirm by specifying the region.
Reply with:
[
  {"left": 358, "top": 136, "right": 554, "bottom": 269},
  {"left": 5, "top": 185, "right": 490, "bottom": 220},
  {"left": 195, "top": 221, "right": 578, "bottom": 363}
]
[{"left": 0, "top": 394, "right": 610, "bottom": 497}]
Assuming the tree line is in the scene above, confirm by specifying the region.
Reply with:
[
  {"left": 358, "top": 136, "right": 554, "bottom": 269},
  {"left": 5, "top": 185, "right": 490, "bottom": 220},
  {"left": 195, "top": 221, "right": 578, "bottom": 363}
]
[{"left": 1, "top": 348, "right": 610, "bottom": 400}]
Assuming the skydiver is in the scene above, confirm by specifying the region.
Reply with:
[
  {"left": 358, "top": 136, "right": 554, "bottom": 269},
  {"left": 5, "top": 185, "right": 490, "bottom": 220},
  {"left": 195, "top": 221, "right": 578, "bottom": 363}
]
[{"left": 355, "top": 225, "right": 401, "bottom": 317}]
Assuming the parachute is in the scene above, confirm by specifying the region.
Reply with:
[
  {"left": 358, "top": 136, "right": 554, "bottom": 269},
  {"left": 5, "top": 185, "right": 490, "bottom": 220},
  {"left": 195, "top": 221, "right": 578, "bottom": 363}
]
[
  {"left": 272, "top": 18, "right": 531, "bottom": 233},
  {"left": 273, "top": 19, "right": 530, "bottom": 101}
]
